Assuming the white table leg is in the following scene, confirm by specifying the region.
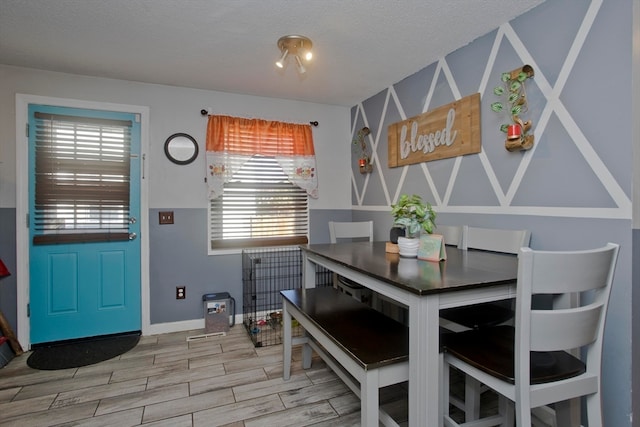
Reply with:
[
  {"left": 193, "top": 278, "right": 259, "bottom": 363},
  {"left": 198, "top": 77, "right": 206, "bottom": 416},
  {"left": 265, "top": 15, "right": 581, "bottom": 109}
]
[
  {"left": 409, "top": 295, "right": 441, "bottom": 427},
  {"left": 361, "top": 369, "right": 379, "bottom": 426},
  {"left": 283, "top": 301, "right": 292, "bottom": 381},
  {"left": 302, "top": 337, "right": 313, "bottom": 369},
  {"left": 301, "top": 252, "right": 316, "bottom": 371},
  {"left": 302, "top": 251, "right": 316, "bottom": 289}
]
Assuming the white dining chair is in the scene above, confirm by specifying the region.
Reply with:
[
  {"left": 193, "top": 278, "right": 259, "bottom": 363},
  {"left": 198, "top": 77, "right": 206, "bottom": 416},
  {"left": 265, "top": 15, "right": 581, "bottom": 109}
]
[
  {"left": 440, "top": 225, "right": 531, "bottom": 421},
  {"left": 440, "top": 226, "right": 531, "bottom": 332},
  {"left": 460, "top": 225, "right": 531, "bottom": 254},
  {"left": 435, "top": 224, "right": 463, "bottom": 247},
  {"left": 328, "top": 220, "right": 374, "bottom": 244},
  {"left": 328, "top": 221, "right": 373, "bottom": 303},
  {"left": 442, "top": 242, "right": 619, "bottom": 427}
]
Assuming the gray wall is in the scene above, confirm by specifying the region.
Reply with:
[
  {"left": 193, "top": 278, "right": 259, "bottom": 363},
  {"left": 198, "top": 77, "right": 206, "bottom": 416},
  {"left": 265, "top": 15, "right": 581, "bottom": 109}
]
[
  {"left": 633, "top": 230, "right": 640, "bottom": 427},
  {"left": 148, "top": 208, "right": 350, "bottom": 324},
  {"left": 349, "top": 1, "right": 633, "bottom": 426}
]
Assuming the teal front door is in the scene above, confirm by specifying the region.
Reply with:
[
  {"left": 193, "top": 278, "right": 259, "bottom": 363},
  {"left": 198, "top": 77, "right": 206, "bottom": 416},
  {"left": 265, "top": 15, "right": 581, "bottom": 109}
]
[{"left": 28, "top": 104, "right": 141, "bottom": 344}]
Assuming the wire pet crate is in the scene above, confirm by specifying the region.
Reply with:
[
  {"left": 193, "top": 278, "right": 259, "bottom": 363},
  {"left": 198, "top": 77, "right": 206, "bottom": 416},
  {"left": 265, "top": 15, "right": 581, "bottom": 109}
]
[{"left": 242, "top": 246, "right": 332, "bottom": 347}]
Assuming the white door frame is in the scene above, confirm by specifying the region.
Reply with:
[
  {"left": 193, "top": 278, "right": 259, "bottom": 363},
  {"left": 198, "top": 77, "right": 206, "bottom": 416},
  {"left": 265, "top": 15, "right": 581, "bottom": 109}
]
[{"left": 15, "top": 94, "right": 150, "bottom": 349}]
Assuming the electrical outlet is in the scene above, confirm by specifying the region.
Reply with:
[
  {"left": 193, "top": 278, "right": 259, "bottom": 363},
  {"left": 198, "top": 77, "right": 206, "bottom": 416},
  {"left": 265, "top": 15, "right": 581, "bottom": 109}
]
[
  {"left": 159, "top": 211, "right": 174, "bottom": 224},
  {"left": 176, "top": 286, "right": 186, "bottom": 299}
]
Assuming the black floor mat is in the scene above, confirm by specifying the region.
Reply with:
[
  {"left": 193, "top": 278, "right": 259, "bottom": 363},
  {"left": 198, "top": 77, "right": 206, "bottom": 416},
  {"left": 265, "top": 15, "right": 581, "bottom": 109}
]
[{"left": 27, "top": 332, "right": 140, "bottom": 370}]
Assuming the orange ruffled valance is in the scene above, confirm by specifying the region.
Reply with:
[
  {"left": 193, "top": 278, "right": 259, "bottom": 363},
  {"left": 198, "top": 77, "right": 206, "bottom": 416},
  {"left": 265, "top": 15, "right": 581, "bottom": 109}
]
[
  {"left": 205, "top": 115, "right": 318, "bottom": 199},
  {"left": 206, "top": 115, "right": 315, "bottom": 156}
]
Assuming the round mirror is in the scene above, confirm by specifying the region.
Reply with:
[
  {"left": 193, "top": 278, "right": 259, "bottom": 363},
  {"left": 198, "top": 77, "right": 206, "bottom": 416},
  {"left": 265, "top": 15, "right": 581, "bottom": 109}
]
[{"left": 164, "top": 133, "right": 199, "bottom": 165}]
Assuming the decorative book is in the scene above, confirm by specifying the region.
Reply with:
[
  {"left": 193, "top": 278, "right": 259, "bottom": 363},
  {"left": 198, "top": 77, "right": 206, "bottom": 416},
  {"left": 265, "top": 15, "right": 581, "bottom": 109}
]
[{"left": 417, "top": 234, "right": 447, "bottom": 261}]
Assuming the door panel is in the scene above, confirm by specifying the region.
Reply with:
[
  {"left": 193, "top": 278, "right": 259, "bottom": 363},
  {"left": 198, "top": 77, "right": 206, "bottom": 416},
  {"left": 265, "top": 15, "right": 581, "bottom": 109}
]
[
  {"left": 49, "top": 252, "right": 78, "bottom": 313},
  {"left": 99, "top": 250, "right": 126, "bottom": 308},
  {"left": 28, "top": 104, "right": 141, "bottom": 344}
]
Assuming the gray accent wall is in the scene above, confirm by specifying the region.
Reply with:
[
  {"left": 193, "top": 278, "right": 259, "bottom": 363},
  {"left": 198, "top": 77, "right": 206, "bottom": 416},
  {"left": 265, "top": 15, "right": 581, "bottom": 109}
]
[
  {"left": 633, "top": 229, "right": 640, "bottom": 427},
  {"left": 349, "top": 1, "right": 633, "bottom": 426}
]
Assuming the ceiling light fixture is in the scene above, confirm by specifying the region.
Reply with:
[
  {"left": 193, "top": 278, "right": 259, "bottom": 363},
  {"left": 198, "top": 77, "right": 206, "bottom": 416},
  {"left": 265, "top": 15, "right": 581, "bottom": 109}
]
[{"left": 275, "top": 35, "right": 313, "bottom": 74}]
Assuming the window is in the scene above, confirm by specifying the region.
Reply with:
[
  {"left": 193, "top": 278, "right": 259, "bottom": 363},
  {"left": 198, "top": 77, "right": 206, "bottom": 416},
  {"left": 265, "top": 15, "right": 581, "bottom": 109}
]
[
  {"left": 209, "top": 155, "right": 308, "bottom": 250},
  {"left": 206, "top": 115, "right": 317, "bottom": 252},
  {"left": 32, "top": 112, "right": 132, "bottom": 244}
]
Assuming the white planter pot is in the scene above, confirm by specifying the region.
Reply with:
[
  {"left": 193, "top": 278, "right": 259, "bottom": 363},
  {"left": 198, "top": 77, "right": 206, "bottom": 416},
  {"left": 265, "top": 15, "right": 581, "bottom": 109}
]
[{"left": 397, "top": 236, "right": 420, "bottom": 258}]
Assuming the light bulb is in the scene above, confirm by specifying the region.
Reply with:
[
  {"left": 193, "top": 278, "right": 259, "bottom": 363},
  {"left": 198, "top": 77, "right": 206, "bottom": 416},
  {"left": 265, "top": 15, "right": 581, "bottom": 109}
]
[
  {"left": 275, "top": 49, "right": 288, "bottom": 68},
  {"left": 295, "top": 55, "right": 306, "bottom": 73}
]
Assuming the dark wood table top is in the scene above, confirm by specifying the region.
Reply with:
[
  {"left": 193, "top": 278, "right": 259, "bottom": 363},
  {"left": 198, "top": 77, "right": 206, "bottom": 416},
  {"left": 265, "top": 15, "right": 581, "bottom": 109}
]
[{"left": 301, "top": 241, "right": 518, "bottom": 296}]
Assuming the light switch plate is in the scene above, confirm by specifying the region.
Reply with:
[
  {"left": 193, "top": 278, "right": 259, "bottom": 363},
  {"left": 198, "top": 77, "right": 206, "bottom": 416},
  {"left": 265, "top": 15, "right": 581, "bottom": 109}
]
[{"left": 159, "top": 211, "right": 174, "bottom": 224}]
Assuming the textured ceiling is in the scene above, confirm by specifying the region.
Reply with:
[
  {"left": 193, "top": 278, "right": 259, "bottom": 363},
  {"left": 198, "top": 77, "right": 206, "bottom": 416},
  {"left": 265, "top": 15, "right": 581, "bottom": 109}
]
[{"left": 0, "top": 0, "right": 545, "bottom": 106}]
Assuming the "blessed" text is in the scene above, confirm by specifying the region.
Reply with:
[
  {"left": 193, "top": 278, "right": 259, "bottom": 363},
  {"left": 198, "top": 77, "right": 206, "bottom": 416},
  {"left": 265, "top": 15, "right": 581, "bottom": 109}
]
[{"left": 400, "top": 108, "right": 458, "bottom": 159}]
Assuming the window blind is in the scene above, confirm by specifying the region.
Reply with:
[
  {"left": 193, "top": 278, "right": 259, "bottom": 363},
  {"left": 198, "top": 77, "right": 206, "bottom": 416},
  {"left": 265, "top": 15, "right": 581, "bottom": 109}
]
[
  {"left": 33, "top": 112, "right": 132, "bottom": 244},
  {"left": 210, "top": 155, "right": 308, "bottom": 250}
]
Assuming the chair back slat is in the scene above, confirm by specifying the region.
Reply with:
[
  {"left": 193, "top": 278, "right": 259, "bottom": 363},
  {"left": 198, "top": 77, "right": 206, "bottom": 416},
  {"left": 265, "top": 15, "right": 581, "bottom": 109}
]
[
  {"left": 528, "top": 249, "right": 616, "bottom": 294},
  {"left": 530, "top": 303, "right": 604, "bottom": 351},
  {"left": 460, "top": 226, "right": 531, "bottom": 254},
  {"left": 329, "top": 221, "right": 374, "bottom": 243}
]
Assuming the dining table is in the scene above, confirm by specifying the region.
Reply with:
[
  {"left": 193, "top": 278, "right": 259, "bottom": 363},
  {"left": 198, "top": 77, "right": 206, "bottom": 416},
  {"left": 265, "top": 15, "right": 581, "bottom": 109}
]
[{"left": 299, "top": 241, "right": 519, "bottom": 427}]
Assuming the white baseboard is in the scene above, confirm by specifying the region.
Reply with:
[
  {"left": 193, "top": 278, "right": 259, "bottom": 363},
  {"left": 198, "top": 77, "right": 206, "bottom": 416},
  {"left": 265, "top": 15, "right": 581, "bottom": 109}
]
[{"left": 145, "top": 314, "right": 243, "bottom": 336}]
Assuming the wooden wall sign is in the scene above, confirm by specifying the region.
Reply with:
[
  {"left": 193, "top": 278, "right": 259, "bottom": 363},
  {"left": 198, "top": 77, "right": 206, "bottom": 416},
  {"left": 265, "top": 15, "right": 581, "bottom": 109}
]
[{"left": 388, "top": 93, "right": 481, "bottom": 167}]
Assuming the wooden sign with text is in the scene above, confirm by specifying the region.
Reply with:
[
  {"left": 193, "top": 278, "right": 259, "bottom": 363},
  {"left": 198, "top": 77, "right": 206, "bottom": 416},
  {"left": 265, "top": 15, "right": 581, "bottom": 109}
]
[{"left": 388, "top": 93, "right": 481, "bottom": 167}]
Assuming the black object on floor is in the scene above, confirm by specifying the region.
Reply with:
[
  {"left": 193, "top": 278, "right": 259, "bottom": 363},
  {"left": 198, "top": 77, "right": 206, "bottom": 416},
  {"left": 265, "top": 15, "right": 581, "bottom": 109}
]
[{"left": 27, "top": 332, "right": 140, "bottom": 370}]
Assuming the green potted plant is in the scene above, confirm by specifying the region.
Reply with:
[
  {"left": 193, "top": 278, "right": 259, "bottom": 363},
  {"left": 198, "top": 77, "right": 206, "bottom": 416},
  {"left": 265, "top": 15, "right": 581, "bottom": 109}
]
[{"left": 391, "top": 194, "right": 436, "bottom": 257}]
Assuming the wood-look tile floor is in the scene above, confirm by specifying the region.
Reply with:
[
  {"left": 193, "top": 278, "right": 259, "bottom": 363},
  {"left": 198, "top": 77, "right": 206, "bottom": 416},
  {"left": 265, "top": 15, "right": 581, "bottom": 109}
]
[{"left": 0, "top": 326, "right": 414, "bottom": 426}]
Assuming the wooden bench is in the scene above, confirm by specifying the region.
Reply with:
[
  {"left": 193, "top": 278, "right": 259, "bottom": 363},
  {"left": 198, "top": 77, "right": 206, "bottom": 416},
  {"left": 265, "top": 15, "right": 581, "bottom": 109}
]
[{"left": 281, "top": 287, "right": 409, "bottom": 427}]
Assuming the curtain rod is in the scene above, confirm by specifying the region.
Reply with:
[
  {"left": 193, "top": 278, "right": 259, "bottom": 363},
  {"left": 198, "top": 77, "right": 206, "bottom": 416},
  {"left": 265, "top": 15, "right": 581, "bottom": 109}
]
[{"left": 200, "top": 109, "right": 318, "bottom": 127}]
